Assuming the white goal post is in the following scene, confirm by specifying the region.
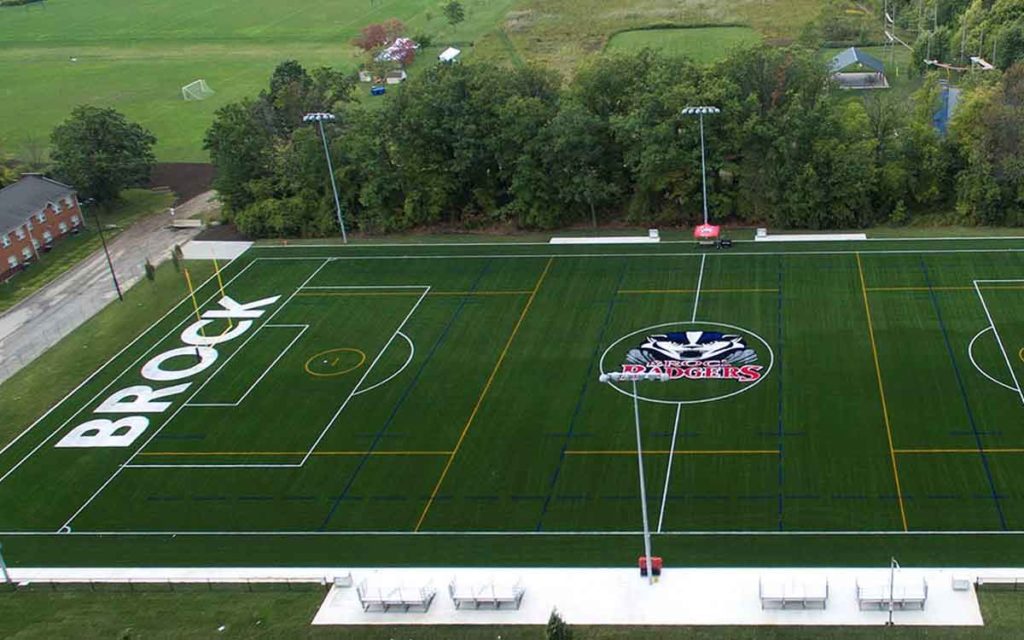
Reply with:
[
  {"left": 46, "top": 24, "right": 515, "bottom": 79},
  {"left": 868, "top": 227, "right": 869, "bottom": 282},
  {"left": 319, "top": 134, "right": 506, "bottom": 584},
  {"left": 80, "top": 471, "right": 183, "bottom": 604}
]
[{"left": 181, "top": 79, "right": 215, "bottom": 101}]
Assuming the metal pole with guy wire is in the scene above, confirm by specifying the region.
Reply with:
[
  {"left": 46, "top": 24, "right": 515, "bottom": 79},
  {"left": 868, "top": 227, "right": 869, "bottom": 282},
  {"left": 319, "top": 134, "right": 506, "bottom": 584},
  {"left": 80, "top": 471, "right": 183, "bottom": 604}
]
[
  {"left": 680, "top": 106, "right": 720, "bottom": 226},
  {"left": 303, "top": 112, "right": 348, "bottom": 243},
  {"left": 599, "top": 370, "right": 670, "bottom": 585},
  {"left": 0, "top": 543, "right": 10, "bottom": 586}
]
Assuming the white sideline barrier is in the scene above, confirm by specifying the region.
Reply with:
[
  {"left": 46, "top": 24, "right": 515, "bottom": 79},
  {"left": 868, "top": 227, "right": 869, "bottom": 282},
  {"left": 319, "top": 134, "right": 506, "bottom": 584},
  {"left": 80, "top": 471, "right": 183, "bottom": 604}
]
[
  {"left": 549, "top": 235, "right": 660, "bottom": 245},
  {"left": 755, "top": 233, "right": 867, "bottom": 242},
  {"left": 759, "top": 576, "right": 828, "bottom": 609}
]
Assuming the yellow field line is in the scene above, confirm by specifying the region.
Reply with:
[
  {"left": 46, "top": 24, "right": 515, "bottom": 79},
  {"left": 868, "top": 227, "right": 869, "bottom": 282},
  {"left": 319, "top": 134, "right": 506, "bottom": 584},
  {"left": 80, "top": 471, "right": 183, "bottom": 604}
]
[
  {"left": 857, "top": 253, "right": 909, "bottom": 532},
  {"left": 867, "top": 285, "right": 1024, "bottom": 292},
  {"left": 896, "top": 448, "right": 1024, "bottom": 455},
  {"left": 565, "top": 449, "right": 779, "bottom": 456},
  {"left": 295, "top": 291, "right": 531, "bottom": 297},
  {"left": 618, "top": 288, "right": 778, "bottom": 294},
  {"left": 137, "top": 450, "right": 453, "bottom": 457},
  {"left": 415, "top": 257, "right": 555, "bottom": 532}
]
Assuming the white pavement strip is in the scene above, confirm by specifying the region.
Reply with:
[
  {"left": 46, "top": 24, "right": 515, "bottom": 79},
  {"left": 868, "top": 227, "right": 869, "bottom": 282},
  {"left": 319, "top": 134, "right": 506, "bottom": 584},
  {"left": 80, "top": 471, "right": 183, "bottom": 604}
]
[
  {"left": 180, "top": 240, "right": 253, "bottom": 260},
  {"left": 6, "top": 566, "right": 1007, "bottom": 626},
  {"left": 310, "top": 567, "right": 989, "bottom": 626}
]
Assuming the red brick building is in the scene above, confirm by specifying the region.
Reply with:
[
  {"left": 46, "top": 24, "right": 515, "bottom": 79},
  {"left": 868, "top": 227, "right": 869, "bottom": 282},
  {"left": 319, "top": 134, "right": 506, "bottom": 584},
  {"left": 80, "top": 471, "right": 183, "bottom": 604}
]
[{"left": 0, "top": 174, "right": 83, "bottom": 281}]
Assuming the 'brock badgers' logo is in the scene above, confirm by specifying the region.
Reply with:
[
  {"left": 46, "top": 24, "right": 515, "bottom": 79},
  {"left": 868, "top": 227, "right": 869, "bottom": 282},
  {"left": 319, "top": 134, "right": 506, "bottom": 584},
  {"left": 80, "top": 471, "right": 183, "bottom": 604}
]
[{"left": 622, "top": 331, "right": 763, "bottom": 383}]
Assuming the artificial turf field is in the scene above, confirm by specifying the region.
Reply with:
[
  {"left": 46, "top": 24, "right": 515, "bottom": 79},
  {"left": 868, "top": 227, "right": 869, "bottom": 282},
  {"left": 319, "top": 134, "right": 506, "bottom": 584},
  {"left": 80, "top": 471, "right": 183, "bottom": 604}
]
[{"left": 6, "top": 237, "right": 1024, "bottom": 567}]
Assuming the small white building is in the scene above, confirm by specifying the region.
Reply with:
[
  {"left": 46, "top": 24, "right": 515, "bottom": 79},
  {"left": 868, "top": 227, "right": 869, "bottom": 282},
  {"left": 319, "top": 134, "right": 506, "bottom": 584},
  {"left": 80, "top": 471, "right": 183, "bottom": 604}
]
[
  {"left": 385, "top": 70, "right": 407, "bottom": 85},
  {"left": 438, "top": 47, "right": 461, "bottom": 63},
  {"left": 358, "top": 70, "right": 373, "bottom": 83}
]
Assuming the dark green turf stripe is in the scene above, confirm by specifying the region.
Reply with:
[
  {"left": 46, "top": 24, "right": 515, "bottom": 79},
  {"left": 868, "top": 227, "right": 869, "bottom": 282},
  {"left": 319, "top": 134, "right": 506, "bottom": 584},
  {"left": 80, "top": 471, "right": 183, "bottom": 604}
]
[
  {"left": 920, "top": 255, "right": 1007, "bottom": 530},
  {"left": 317, "top": 260, "right": 494, "bottom": 530}
]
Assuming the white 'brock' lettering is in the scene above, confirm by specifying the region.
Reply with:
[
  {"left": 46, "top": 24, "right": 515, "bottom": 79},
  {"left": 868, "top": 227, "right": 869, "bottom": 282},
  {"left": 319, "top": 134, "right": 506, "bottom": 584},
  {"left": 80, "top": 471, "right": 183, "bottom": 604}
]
[{"left": 55, "top": 294, "right": 280, "bottom": 449}]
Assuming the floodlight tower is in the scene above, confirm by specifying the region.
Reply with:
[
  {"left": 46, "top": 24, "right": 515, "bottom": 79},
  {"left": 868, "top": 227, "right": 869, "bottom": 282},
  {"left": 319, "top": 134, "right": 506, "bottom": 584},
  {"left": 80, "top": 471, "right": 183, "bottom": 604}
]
[
  {"left": 303, "top": 112, "right": 348, "bottom": 243},
  {"left": 598, "top": 370, "right": 670, "bottom": 585},
  {"left": 680, "top": 106, "right": 720, "bottom": 226}
]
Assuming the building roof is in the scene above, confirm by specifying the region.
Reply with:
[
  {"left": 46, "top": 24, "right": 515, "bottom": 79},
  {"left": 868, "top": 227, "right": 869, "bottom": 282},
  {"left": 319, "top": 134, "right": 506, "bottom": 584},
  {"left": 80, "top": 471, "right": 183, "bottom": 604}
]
[
  {"left": 829, "top": 47, "right": 885, "bottom": 75},
  {"left": 0, "top": 174, "right": 75, "bottom": 235},
  {"left": 439, "top": 47, "right": 461, "bottom": 62}
]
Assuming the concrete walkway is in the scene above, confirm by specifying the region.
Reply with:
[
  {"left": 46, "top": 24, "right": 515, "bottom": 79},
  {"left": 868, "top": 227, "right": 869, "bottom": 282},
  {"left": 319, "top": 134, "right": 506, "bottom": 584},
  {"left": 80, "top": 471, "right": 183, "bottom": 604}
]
[{"left": 0, "top": 191, "right": 217, "bottom": 384}]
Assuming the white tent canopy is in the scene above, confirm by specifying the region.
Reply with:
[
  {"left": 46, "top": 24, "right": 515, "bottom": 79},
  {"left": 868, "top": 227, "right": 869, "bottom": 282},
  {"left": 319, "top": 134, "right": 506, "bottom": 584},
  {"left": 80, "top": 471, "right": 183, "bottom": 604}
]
[{"left": 438, "top": 47, "right": 461, "bottom": 63}]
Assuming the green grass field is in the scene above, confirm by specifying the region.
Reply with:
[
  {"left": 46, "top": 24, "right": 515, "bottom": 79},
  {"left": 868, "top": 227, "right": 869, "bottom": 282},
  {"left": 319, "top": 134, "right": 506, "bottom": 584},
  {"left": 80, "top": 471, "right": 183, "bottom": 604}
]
[
  {"left": 605, "top": 27, "right": 762, "bottom": 63},
  {"left": 0, "top": 0, "right": 827, "bottom": 161},
  {"left": 0, "top": 0, "right": 518, "bottom": 161},
  {"left": 5, "top": 238, "right": 1024, "bottom": 567},
  {"left": 3, "top": 587, "right": 1024, "bottom": 638}
]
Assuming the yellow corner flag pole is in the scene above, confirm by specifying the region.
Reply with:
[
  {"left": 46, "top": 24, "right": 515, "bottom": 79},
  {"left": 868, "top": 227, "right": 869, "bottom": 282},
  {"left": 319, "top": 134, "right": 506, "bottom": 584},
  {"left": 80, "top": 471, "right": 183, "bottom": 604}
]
[{"left": 212, "top": 257, "right": 232, "bottom": 329}]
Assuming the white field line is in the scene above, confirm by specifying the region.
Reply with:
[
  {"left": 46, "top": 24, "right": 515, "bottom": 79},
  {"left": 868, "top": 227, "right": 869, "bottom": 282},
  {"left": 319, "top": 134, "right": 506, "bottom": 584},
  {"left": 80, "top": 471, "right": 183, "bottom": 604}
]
[
  {"left": 972, "top": 280, "right": 1024, "bottom": 405},
  {"left": 254, "top": 235, "right": 1024, "bottom": 249},
  {"left": 187, "top": 325, "right": 308, "bottom": 408},
  {"left": 692, "top": 254, "right": 706, "bottom": 322},
  {"left": 0, "top": 259, "right": 259, "bottom": 487},
  {"left": 354, "top": 331, "right": 415, "bottom": 396},
  {"left": 968, "top": 327, "right": 1018, "bottom": 392},
  {"left": 249, "top": 247, "right": 1024, "bottom": 262},
  {"left": 59, "top": 260, "right": 332, "bottom": 530},
  {"left": 656, "top": 404, "right": 683, "bottom": 533},
  {"left": 0, "top": 262, "right": 234, "bottom": 462},
  {"left": 301, "top": 285, "right": 430, "bottom": 290},
  {"left": 298, "top": 287, "right": 430, "bottom": 466},
  {"left": 7, "top": 528, "right": 1024, "bottom": 536}
]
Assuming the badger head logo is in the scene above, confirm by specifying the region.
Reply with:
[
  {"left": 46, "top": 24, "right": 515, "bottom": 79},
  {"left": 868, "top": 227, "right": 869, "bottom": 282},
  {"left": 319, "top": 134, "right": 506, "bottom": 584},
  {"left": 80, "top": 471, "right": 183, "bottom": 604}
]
[{"left": 625, "top": 331, "right": 758, "bottom": 365}]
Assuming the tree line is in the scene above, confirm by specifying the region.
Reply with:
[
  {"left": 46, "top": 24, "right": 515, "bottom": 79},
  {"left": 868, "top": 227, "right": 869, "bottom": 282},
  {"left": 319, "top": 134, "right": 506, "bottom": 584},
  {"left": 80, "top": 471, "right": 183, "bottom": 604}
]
[{"left": 204, "top": 47, "right": 1023, "bottom": 237}]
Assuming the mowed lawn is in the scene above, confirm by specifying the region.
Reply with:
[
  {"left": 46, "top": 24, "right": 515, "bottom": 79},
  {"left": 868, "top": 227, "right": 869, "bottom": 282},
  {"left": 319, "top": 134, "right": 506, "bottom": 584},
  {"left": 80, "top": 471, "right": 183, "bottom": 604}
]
[
  {"left": 605, "top": 27, "right": 762, "bottom": 64},
  {"left": 4, "top": 239, "right": 1024, "bottom": 566},
  {"left": 0, "top": 0, "right": 518, "bottom": 161}
]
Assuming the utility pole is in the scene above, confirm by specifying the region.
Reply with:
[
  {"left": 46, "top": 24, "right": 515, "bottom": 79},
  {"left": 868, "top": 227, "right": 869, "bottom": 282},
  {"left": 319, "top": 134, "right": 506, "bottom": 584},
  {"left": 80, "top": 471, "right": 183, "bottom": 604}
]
[{"left": 88, "top": 199, "right": 123, "bottom": 302}]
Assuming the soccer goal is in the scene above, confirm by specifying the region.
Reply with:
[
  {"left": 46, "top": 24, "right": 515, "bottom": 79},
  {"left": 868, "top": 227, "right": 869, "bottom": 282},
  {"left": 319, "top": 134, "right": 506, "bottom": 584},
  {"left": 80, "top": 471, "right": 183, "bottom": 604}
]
[{"left": 181, "top": 79, "right": 215, "bottom": 101}]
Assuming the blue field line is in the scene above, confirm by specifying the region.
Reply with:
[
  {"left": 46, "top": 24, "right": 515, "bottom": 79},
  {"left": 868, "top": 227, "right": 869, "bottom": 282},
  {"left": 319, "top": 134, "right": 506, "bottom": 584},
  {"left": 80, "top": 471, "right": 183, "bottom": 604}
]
[
  {"left": 950, "top": 430, "right": 1003, "bottom": 436},
  {"left": 776, "top": 259, "right": 785, "bottom": 531},
  {"left": 318, "top": 261, "right": 494, "bottom": 530},
  {"left": 535, "top": 263, "right": 628, "bottom": 532},
  {"left": 920, "top": 256, "right": 1008, "bottom": 530}
]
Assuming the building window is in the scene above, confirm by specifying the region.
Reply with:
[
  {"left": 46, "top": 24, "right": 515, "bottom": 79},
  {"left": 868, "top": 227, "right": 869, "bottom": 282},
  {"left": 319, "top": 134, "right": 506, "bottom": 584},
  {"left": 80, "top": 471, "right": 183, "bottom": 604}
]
[
  {"left": 1, "top": 234, "right": 8, "bottom": 247},
  {"left": 21, "top": 247, "right": 31, "bottom": 259},
  {"left": 36, "top": 211, "right": 46, "bottom": 223},
  {"left": 31, "top": 238, "right": 39, "bottom": 249},
  {"left": 58, "top": 222, "right": 68, "bottom": 234},
  {"left": 71, "top": 215, "right": 80, "bottom": 227},
  {"left": 6, "top": 255, "right": 16, "bottom": 269},
  {"left": 14, "top": 228, "right": 24, "bottom": 240},
  {"left": 42, "top": 230, "right": 53, "bottom": 243},
  {"left": 63, "top": 196, "right": 74, "bottom": 209},
  {"left": 26, "top": 220, "right": 33, "bottom": 230}
]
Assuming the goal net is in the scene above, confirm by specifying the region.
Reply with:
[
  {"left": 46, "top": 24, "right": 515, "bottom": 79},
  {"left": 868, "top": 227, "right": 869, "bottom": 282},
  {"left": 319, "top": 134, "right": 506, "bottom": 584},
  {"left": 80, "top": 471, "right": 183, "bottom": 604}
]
[{"left": 181, "top": 79, "right": 215, "bottom": 101}]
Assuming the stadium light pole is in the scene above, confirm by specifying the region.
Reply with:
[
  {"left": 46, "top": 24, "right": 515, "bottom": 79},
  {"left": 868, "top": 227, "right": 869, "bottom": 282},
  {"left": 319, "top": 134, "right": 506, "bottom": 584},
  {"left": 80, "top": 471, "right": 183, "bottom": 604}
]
[
  {"left": 598, "top": 370, "right": 670, "bottom": 585},
  {"left": 680, "top": 106, "right": 720, "bottom": 226},
  {"left": 303, "top": 112, "right": 348, "bottom": 244}
]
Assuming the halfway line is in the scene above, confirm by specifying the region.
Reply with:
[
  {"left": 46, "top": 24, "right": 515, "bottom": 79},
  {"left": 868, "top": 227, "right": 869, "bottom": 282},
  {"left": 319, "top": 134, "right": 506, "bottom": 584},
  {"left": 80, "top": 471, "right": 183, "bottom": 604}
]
[
  {"left": 856, "top": 252, "right": 909, "bottom": 532},
  {"left": 414, "top": 257, "right": 555, "bottom": 532}
]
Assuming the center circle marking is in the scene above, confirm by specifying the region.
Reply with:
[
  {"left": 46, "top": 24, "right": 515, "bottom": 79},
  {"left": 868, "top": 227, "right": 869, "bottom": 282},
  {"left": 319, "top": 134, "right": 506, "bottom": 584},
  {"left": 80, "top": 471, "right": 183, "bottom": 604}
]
[
  {"left": 305, "top": 348, "right": 366, "bottom": 378},
  {"left": 599, "top": 321, "right": 774, "bottom": 405}
]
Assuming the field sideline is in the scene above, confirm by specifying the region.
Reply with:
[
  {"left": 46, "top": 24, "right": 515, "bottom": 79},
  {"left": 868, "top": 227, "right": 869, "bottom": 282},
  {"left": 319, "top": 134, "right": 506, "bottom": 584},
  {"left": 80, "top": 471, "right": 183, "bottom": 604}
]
[{"left": 4, "top": 237, "right": 1024, "bottom": 568}]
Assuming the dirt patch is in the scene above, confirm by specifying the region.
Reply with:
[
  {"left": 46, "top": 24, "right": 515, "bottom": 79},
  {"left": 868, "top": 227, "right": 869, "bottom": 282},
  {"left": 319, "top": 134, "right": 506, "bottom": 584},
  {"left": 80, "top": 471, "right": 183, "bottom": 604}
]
[
  {"left": 194, "top": 222, "right": 249, "bottom": 242},
  {"left": 149, "top": 163, "right": 216, "bottom": 204}
]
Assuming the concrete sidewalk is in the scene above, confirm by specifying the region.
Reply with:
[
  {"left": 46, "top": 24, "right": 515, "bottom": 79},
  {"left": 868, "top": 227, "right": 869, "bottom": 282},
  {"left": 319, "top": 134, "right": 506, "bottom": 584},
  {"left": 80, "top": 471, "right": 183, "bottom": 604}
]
[{"left": 0, "top": 191, "right": 217, "bottom": 384}]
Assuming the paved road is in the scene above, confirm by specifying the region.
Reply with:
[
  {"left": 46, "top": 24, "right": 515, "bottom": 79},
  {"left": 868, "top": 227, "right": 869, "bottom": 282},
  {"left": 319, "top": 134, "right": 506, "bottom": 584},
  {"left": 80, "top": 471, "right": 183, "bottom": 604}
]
[{"left": 0, "top": 191, "right": 217, "bottom": 384}]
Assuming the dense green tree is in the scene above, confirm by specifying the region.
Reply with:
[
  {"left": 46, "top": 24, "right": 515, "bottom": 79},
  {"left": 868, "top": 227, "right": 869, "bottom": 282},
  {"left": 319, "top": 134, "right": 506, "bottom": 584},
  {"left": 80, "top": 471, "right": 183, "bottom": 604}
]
[
  {"left": 441, "top": 0, "right": 464, "bottom": 29},
  {"left": 49, "top": 105, "right": 156, "bottom": 203}
]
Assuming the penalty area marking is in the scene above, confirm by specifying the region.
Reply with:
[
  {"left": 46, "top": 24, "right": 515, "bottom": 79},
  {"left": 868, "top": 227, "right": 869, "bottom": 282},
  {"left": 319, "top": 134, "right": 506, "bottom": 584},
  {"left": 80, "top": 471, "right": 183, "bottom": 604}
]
[
  {"left": 973, "top": 280, "right": 1024, "bottom": 404},
  {"left": 304, "top": 348, "right": 366, "bottom": 378}
]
